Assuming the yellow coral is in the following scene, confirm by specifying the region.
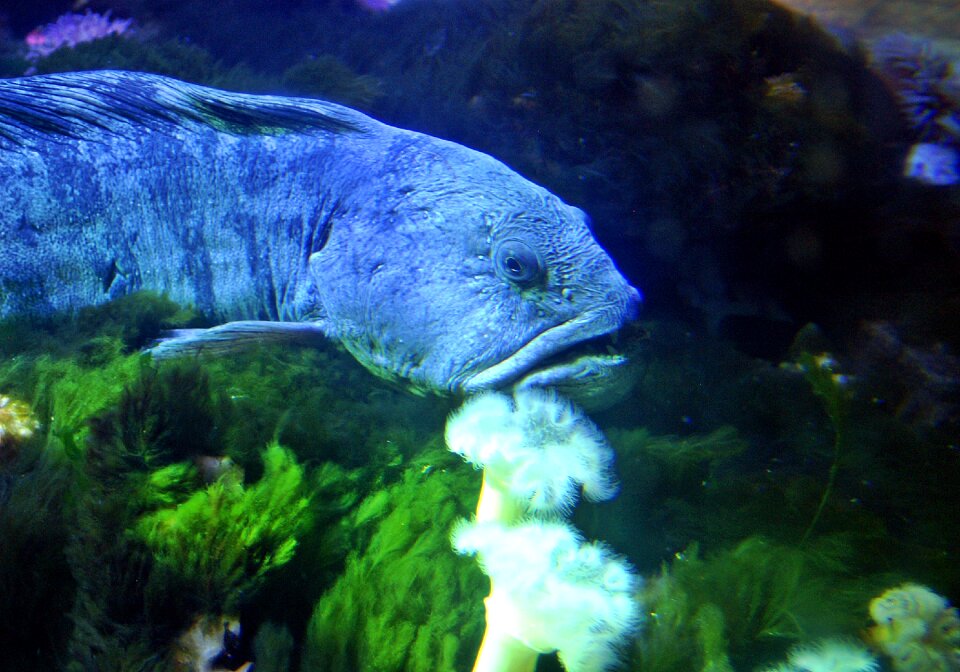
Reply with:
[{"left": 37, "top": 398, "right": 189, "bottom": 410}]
[
  {"left": 0, "top": 394, "right": 39, "bottom": 450},
  {"left": 871, "top": 584, "right": 949, "bottom": 624},
  {"left": 867, "top": 584, "right": 960, "bottom": 672}
]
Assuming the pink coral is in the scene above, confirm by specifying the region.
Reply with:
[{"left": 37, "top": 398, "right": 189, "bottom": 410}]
[{"left": 25, "top": 10, "right": 134, "bottom": 61}]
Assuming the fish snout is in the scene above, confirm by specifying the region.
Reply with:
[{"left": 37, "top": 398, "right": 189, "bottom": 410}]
[{"left": 623, "top": 285, "right": 643, "bottom": 323}]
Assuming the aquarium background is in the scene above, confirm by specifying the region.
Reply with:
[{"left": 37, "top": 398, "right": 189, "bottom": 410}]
[{"left": 0, "top": 0, "right": 958, "bottom": 671}]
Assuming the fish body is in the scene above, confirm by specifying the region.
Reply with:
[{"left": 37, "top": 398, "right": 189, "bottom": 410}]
[{"left": 0, "top": 71, "right": 640, "bottom": 395}]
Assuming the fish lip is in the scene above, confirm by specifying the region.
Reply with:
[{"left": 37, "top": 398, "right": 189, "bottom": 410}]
[{"left": 460, "top": 309, "right": 624, "bottom": 393}]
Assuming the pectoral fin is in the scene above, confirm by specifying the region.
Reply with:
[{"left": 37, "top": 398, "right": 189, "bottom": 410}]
[{"left": 148, "top": 320, "right": 329, "bottom": 359}]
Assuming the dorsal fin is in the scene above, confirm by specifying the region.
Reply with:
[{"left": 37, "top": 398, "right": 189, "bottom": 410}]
[{"left": 0, "top": 69, "right": 368, "bottom": 145}]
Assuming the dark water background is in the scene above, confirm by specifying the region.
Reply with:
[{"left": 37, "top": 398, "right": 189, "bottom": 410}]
[{"left": 0, "top": 1, "right": 958, "bottom": 671}]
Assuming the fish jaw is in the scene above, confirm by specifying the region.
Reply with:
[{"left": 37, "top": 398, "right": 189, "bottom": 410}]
[
  {"left": 460, "top": 285, "right": 642, "bottom": 393},
  {"left": 512, "top": 351, "right": 628, "bottom": 390}
]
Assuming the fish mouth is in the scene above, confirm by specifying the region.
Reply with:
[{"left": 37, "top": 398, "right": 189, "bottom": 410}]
[{"left": 461, "top": 310, "right": 629, "bottom": 393}]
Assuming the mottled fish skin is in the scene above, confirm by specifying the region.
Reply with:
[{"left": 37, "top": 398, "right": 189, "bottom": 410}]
[{"left": 0, "top": 70, "right": 641, "bottom": 395}]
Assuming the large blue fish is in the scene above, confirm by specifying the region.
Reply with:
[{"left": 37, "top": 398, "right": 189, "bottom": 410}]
[{"left": 0, "top": 70, "right": 640, "bottom": 396}]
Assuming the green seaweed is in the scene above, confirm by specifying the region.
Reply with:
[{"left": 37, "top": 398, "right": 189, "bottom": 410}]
[
  {"left": 86, "top": 360, "right": 227, "bottom": 477},
  {"left": 795, "top": 352, "right": 852, "bottom": 544},
  {"left": 65, "top": 460, "right": 168, "bottom": 669},
  {"left": 195, "top": 344, "right": 449, "bottom": 471},
  {"left": 610, "top": 425, "right": 747, "bottom": 480},
  {"left": 0, "top": 292, "right": 199, "bottom": 361},
  {"left": 31, "top": 353, "right": 146, "bottom": 461},
  {"left": 590, "top": 423, "right": 750, "bottom": 566},
  {"left": 253, "top": 622, "right": 296, "bottom": 672},
  {"left": 72, "top": 292, "right": 204, "bottom": 352},
  {"left": 633, "top": 535, "right": 874, "bottom": 672},
  {"left": 0, "top": 292, "right": 452, "bottom": 669},
  {"left": 133, "top": 442, "right": 314, "bottom": 614},
  {"left": 695, "top": 604, "right": 735, "bottom": 672},
  {"left": 30, "top": 34, "right": 266, "bottom": 91},
  {"left": 301, "top": 449, "right": 485, "bottom": 672},
  {"left": 0, "top": 455, "right": 76, "bottom": 669},
  {"left": 281, "top": 55, "right": 382, "bottom": 108},
  {"left": 0, "top": 292, "right": 205, "bottom": 462}
]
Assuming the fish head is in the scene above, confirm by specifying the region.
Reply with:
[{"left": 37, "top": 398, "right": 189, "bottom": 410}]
[{"left": 308, "top": 140, "right": 641, "bottom": 396}]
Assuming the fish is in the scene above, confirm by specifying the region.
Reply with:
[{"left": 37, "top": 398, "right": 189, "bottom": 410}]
[{"left": 0, "top": 70, "right": 641, "bottom": 396}]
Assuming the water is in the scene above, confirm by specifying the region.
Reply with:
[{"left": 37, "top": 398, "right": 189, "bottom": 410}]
[{"left": 0, "top": 1, "right": 958, "bottom": 671}]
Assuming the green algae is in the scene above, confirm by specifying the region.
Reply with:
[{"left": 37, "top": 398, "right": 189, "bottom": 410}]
[
  {"left": 794, "top": 352, "right": 853, "bottom": 544},
  {"left": 301, "top": 449, "right": 485, "bottom": 672},
  {"left": 25, "top": 34, "right": 266, "bottom": 91},
  {"left": 634, "top": 535, "right": 879, "bottom": 672},
  {"left": 0, "top": 290, "right": 956, "bottom": 672},
  {"left": 133, "top": 442, "right": 313, "bottom": 613},
  {"left": 0, "top": 293, "right": 202, "bottom": 461},
  {"left": 610, "top": 425, "right": 747, "bottom": 480},
  {"left": 0, "top": 456, "right": 75, "bottom": 669},
  {"left": 281, "top": 55, "right": 383, "bottom": 108},
  {"left": 254, "top": 622, "right": 296, "bottom": 672},
  {"left": 86, "top": 360, "right": 226, "bottom": 474},
  {"left": 0, "top": 293, "right": 379, "bottom": 668}
]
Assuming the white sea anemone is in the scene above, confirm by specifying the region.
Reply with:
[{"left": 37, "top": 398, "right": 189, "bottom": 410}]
[
  {"left": 445, "top": 389, "right": 617, "bottom": 521},
  {"left": 453, "top": 519, "right": 640, "bottom": 672},
  {"left": 758, "top": 638, "right": 879, "bottom": 672},
  {"left": 788, "top": 639, "right": 878, "bottom": 672}
]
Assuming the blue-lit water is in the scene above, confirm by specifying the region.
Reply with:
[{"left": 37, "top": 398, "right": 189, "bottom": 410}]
[{"left": 0, "top": 1, "right": 957, "bottom": 671}]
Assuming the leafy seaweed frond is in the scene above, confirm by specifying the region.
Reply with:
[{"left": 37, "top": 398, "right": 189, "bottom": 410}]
[
  {"left": 132, "top": 442, "right": 313, "bottom": 613},
  {"left": 302, "top": 457, "right": 484, "bottom": 672},
  {"left": 611, "top": 425, "right": 747, "bottom": 479},
  {"left": 635, "top": 534, "right": 870, "bottom": 672},
  {"left": 795, "top": 352, "right": 853, "bottom": 544}
]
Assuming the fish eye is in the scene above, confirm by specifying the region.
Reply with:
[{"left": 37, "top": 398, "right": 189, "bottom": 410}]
[{"left": 494, "top": 238, "right": 543, "bottom": 286}]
